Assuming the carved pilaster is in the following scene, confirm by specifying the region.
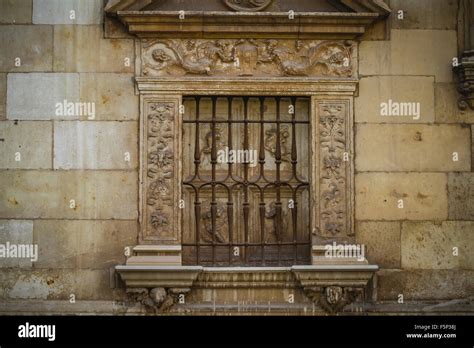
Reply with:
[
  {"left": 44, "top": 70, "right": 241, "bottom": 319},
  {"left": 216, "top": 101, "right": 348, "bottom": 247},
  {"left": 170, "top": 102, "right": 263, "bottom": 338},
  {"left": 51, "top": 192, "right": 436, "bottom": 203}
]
[
  {"left": 141, "top": 97, "right": 182, "bottom": 244},
  {"left": 312, "top": 98, "right": 354, "bottom": 243}
]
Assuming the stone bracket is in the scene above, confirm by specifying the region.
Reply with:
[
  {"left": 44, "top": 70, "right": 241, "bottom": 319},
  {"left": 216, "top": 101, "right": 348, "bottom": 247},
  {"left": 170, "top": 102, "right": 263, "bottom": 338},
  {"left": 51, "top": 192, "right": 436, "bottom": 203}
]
[{"left": 292, "top": 264, "right": 378, "bottom": 313}]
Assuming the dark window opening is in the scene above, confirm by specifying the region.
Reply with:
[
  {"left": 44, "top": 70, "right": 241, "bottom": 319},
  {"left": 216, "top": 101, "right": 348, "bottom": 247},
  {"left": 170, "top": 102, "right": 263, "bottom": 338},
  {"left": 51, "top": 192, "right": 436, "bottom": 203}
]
[{"left": 182, "top": 96, "right": 311, "bottom": 266}]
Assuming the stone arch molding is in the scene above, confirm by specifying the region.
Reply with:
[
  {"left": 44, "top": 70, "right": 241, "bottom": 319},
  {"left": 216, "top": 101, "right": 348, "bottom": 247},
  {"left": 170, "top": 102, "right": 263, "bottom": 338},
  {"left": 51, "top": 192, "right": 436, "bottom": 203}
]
[{"left": 108, "top": 0, "right": 389, "bottom": 315}]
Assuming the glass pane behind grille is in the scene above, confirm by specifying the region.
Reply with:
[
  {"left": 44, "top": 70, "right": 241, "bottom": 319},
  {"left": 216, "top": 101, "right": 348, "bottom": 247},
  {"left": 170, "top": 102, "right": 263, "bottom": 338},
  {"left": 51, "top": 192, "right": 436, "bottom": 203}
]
[{"left": 182, "top": 96, "right": 311, "bottom": 266}]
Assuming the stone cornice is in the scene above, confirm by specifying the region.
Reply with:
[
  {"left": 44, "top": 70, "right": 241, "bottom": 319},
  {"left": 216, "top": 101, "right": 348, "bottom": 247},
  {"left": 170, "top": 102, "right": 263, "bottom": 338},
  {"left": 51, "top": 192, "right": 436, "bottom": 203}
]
[{"left": 105, "top": 1, "right": 390, "bottom": 39}]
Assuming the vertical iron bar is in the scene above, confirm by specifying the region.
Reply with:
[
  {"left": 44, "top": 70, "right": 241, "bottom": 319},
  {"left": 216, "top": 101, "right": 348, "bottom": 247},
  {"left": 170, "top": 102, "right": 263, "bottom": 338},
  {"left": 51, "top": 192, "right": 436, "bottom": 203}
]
[
  {"left": 259, "top": 97, "right": 266, "bottom": 265},
  {"left": 211, "top": 97, "right": 218, "bottom": 265},
  {"left": 227, "top": 97, "right": 234, "bottom": 265},
  {"left": 194, "top": 97, "right": 201, "bottom": 265},
  {"left": 243, "top": 97, "right": 250, "bottom": 265},
  {"left": 291, "top": 97, "right": 298, "bottom": 264},
  {"left": 275, "top": 97, "right": 282, "bottom": 266}
]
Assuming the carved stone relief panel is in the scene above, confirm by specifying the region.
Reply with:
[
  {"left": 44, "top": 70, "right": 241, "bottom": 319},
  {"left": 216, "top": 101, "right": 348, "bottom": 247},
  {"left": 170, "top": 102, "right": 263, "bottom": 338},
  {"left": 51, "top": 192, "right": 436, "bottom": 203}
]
[
  {"left": 223, "top": 0, "right": 273, "bottom": 11},
  {"left": 141, "top": 97, "right": 182, "bottom": 243},
  {"left": 141, "top": 39, "right": 355, "bottom": 78},
  {"left": 312, "top": 98, "right": 354, "bottom": 241}
]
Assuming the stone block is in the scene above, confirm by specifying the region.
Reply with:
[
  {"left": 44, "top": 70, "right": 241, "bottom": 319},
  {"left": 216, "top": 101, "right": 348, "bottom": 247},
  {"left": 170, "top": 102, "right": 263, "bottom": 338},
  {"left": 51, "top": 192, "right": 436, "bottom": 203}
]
[
  {"left": 359, "top": 40, "right": 391, "bottom": 76},
  {"left": 32, "top": 0, "right": 102, "bottom": 24},
  {"left": 355, "top": 173, "right": 448, "bottom": 221},
  {"left": 0, "top": 0, "right": 32, "bottom": 24},
  {"left": 0, "top": 25, "right": 53, "bottom": 72},
  {"left": 0, "top": 121, "right": 52, "bottom": 169},
  {"left": 356, "top": 221, "right": 401, "bottom": 269},
  {"left": 80, "top": 73, "right": 138, "bottom": 120},
  {"left": 54, "top": 26, "right": 134, "bottom": 73},
  {"left": 0, "top": 269, "right": 113, "bottom": 300},
  {"left": 355, "top": 124, "right": 471, "bottom": 172},
  {"left": 448, "top": 173, "right": 474, "bottom": 220},
  {"left": 391, "top": 30, "right": 456, "bottom": 83},
  {"left": 435, "top": 83, "right": 474, "bottom": 123},
  {"left": 53, "top": 121, "right": 138, "bottom": 170},
  {"left": 7, "top": 73, "right": 79, "bottom": 120},
  {"left": 401, "top": 221, "right": 474, "bottom": 270},
  {"left": 33, "top": 220, "right": 137, "bottom": 269},
  {"left": 355, "top": 76, "right": 435, "bottom": 123},
  {"left": 0, "top": 171, "right": 138, "bottom": 220},
  {"left": 0, "top": 73, "right": 5, "bottom": 119},
  {"left": 377, "top": 269, "right": 474, "bottom": 301},
  {"left": 0, "top": 220, "right": 34, "bottom": 268},
  {"left": 104, "top": 16, "right": 134, "bottom": 39},
  {"left": 390, "top": 0, "right": 458, "bottom": 30}
]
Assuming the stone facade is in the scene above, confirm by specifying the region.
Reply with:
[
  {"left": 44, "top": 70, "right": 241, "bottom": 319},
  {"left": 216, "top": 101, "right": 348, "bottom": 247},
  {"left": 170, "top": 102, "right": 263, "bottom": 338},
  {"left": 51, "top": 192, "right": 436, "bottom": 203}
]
[{"left": 0, "top": 0, "right": 472, "bottom": 315}]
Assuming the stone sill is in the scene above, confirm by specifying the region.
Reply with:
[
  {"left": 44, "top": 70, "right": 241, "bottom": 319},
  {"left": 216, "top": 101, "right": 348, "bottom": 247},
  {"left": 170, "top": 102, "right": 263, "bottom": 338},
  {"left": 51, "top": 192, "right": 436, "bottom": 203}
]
[{"left": 116, "top": 264, "right": 379, "bottom": 313}]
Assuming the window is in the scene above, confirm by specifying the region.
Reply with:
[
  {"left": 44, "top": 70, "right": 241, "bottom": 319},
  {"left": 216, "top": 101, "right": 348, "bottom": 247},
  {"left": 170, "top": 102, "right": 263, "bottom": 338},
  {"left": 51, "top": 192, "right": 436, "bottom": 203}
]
[{"left": 182, "top": 96, "right": 311, "bottom": 266}]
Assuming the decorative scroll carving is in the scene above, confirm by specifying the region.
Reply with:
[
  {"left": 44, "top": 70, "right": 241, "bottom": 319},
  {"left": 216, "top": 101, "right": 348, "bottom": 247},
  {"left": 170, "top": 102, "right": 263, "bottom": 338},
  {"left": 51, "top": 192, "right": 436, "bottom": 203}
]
[
  {"left": 304, "top": 286, "right": 364, "bottom": 313},
  {"left": 143, "top": 101, "right": 179, "bottom": 242},
  {"left": 142, "top": 39, "right": 354, "bottom": 78},
  {"left": 316, "top": 102, "right": 352, "bottom": 238},
  {"left": 223, "top": 0, "right": 273, "bottom": 12},
  {"left": 127, "top": 287, "right": 190, "bottom": 313}
]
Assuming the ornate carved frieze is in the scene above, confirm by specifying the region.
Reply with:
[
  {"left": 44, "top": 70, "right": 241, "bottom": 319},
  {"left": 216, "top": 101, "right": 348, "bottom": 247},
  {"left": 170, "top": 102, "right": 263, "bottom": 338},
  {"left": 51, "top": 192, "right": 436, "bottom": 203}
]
[
  {"left": 141, "top": 39, "right": 355, "bottom": 78},
  {"left": 313, "top": 99, "right": 353, "bottom": 239},
  {"left": 223, "top": 0, "right": 273, "bottom": 12},
  {"left": 142, "top": 99, "right": 181, "bottom": 242}
]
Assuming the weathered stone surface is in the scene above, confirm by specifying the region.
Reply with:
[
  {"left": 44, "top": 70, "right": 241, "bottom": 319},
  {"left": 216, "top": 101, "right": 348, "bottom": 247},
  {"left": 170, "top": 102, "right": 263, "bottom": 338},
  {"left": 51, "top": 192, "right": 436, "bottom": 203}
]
[
  {"left": 0, "top": 269, "right": 113, "bottom": 300},
  {"left": 0, "top": 0, "right": 32, "bottom": 24},
  {"left": 356, "top": 221, "right": 401, "bottom": 269},
  {"left": 0, "top": 73, "right": 5, "bottom": 119},
  {"left": 54, "top": 121, "right": 138, "bottom": 169},
  {"left": 80, "top": 73, "right": 138, "bottom": 120},
  {"left": 355, "top": 76, "right": 435, "bottom": 123},
  {"left": 32, "top": 0, "right": 102, "bottom": 24},
  {"left": 377, "top": 269, "right": 474, "bottom": 301},
  {"left": 391, "top": 30, "right": 456, "bottom": 83},
  {"left": 401, "top": 221, "right": 474, "bottom": 270},
  {"left": 33, "top": 220, "right": 137, "bottom": 269},
  {"left": 360, "top": 19, "right": 387, "bottom": 41},
  {"left": 390, "top": 0, "right": 458, "bottom": 30},
  {"left": 435, "top": 83, "right": 474, "bottom": 123},
  {"left": 104, "top": 16, "right": 134, "bottom": 39},
  {"left": 0, "top": 121, "right": 52, "bottom": 169},
  {"left": 0, "top": 220, "right": 34, "bottom": 268},
  {"left": 7, "top": 73, "right": 79, "bottom": 120},
  {"left": 356, "top": 173, "right": 448, "bottom": 221},
  {"left": 359, "top": 40, "right": 391, "bottom": 76},
  {"left": 448, "top": 173, "right": 474, "bottom": 220},
  {"left": 356, "top": 124, "right": 471, "bottom": 172},
  {"left": 54, "top": 26, "right": 134, "bottom": 73},
  {"left": 0, "top": 171, "right": 138, "bottom": 219},
  {"left": 0, "top": 25, "right": 53, "bottom": 72},
  {"left": 360, "top": 30, "right": 457, "bottom": 83}
]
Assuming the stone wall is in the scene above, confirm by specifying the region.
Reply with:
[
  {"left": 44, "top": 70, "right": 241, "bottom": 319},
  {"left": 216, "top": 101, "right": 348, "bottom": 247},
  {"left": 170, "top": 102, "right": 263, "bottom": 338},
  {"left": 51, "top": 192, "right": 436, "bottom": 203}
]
[
  {"left": 356, "top": 0, "right": 474, "bottom": 305},
  {"left": 0, "top": 0, "right": 472, "bottom": 314},
  {"left": 0, "top": 0, "right": 138, "bottom": 314}
]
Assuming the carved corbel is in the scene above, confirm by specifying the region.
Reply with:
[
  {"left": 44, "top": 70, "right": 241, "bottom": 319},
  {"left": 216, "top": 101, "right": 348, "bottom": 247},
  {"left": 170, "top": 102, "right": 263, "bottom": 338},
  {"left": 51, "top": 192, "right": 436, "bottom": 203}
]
[
  {"left": 304, "top": 286, "right": 364, "bottom": 314},
  {"left": 127, "top": 287, "right": 191, "bottom": 313},
  {"left": 454, "top": 50, "right": 474, "bottom": 110}
]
